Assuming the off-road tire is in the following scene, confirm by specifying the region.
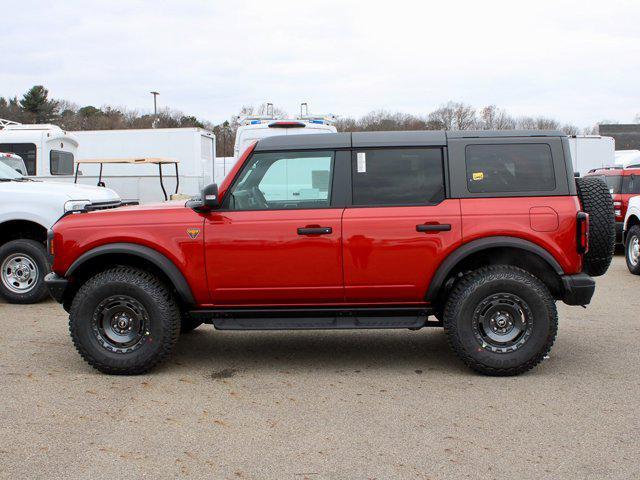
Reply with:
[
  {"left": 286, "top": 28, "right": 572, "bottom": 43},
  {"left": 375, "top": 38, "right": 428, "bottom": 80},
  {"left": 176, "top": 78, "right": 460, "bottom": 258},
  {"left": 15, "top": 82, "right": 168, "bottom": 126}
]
[
  {"left": 444, "top": 265, "right": 558, "bottom": 376},
  {"left": 576, "top": 176, "right": 615, "bottom": 277},
  {"left": 69, "top": 267, "right": 181, "bottom": 375},
  {"left": 625, "top": 225, "right": 640, "bottom": 275},
  {"left": 0, "top": 239, "right": 50, "bottom": 304},
  {"left": 180, "top": 311, "right": 203, "bottom": 333}
]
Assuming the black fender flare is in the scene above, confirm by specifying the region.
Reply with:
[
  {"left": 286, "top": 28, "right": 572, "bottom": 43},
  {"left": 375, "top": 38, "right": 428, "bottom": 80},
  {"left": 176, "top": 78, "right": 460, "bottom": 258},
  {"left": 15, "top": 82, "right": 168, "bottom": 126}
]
[
  {"left": 66, "top": 243, "right": 196, "bottom": 305},
  {"left": 425, "top": 236, "right": 565, "bottom": 302}
]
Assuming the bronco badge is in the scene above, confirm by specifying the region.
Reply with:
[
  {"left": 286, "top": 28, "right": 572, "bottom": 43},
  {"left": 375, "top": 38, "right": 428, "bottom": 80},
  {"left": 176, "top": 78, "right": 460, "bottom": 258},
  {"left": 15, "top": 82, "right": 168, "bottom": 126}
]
[{"left": 187, "top": 228, "right": 200, "bottom": 239}]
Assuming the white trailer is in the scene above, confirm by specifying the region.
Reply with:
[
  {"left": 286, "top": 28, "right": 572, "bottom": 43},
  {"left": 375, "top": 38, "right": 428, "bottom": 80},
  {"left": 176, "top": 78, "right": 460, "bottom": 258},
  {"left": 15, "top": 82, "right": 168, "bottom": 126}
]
[
  {"left": 72, "top": 128, "right": 215, "bottom": 203},
  {"left": 568, "top": 135, "right": 616, "bottom": 175}
]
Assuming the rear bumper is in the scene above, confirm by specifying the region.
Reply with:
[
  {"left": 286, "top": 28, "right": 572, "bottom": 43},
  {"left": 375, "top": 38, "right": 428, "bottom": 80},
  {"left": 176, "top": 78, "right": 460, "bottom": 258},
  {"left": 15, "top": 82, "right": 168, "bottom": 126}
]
[
  {"left": 45, "top": 273, "right": 68, "bottom": 303},
  {"left": 561, "top": 273, "right": 595, "bottom": 306}
]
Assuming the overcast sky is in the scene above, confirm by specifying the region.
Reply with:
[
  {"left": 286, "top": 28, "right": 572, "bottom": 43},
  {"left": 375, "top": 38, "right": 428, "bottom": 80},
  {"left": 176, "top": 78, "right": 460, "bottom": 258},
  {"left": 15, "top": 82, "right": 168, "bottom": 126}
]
[{"left": 3, "top": 0, "right": 639, "bottom": 128}]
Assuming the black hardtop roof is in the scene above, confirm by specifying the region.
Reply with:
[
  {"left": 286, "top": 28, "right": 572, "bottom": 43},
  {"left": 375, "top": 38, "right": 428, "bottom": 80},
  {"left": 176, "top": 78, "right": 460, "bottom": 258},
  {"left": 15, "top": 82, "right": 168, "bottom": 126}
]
[{"left": 254, "top": 130, "right": 567, "bottom": 151}]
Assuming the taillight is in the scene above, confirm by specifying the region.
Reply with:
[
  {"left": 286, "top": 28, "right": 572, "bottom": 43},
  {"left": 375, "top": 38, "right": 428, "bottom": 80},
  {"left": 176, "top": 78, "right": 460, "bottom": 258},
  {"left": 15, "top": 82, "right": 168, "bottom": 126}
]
[
  {"left": 613, "top": 201, "right": 622, "bottom": 218},
  {"left": 577, "top": 212, "right": 589, "bottom": 254}
]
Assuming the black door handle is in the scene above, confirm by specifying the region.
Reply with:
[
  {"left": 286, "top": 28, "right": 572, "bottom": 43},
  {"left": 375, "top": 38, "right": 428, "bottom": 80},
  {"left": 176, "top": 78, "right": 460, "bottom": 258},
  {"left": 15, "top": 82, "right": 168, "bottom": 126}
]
[
  {"left": 416, "top": 224, "right": 451, "bottom": 232},
  {"left": 297, "top": 227, "right": 333, "bottom": 235}
]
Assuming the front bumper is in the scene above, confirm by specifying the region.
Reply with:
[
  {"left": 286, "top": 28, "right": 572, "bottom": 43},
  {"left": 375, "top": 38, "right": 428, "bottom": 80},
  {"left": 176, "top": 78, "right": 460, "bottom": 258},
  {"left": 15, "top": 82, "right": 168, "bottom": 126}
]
[
  {"left": 561, "top": 273, "right": 595, "bottom": 306},
  {"left": 45, "top": 273, "right": 68, "bottom": 303}
]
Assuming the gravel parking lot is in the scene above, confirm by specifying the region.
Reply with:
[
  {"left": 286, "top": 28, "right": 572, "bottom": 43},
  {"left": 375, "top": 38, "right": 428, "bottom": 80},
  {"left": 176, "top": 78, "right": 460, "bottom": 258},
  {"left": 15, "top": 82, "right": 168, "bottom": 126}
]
[{"left": 1, "top": 255, "right": 639, "bottom": 480}]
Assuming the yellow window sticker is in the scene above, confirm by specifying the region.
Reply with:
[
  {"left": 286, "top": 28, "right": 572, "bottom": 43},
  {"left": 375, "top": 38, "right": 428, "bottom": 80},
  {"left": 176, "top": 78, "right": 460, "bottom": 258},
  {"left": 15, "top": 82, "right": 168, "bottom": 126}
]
[{"left": 472, "top": 172, "right": 484, "bottom": 181}]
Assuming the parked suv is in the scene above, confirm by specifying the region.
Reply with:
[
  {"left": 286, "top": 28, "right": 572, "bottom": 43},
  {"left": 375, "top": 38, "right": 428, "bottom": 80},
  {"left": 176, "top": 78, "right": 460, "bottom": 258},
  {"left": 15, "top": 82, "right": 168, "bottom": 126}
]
[
  {"left": 45, "top": 131, "right": 615, "bottom": 376},
  {"left": 584, "top": 167, "right": 640, "bottom": 243},
  {"left": 0, "top": 159, "right": 122, "bottom": 304}
]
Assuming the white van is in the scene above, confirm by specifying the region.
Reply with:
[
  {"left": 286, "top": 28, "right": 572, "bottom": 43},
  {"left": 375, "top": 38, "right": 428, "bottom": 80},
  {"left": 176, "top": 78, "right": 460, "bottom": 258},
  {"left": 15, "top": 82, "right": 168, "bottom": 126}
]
[
  {"left": 568, "top": 135, "right": 616, "bottom": 176},
  {"left": 232, "top": 104, "right": 337, "bottom": 161}
]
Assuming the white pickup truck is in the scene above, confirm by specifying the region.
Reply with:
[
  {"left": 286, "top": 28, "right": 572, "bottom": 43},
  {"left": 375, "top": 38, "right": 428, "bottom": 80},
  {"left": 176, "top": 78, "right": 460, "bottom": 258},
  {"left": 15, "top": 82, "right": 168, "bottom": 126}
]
[
  {"left": 0, "top": 155, "right": 121, "bottom": 304},
  {"left": 624, "top": 193, "right": 640, "bottom": 275}
]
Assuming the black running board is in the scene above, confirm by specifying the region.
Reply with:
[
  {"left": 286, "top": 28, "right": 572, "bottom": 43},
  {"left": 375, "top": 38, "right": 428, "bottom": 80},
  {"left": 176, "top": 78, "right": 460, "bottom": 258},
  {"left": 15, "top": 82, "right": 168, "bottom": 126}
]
[{"left": 189, "top": 307, "right": 438, "bottom": 330}]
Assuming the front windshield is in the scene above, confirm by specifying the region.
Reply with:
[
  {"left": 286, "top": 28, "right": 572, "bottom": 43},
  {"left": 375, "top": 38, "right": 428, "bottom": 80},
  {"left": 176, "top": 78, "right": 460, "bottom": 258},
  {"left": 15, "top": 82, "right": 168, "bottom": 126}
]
[
  {"left": 0, "top": 158, "right": 27, "bottom": 175},
  {"left": 0, "top": 160, "right": 24, "bottom": 180}
]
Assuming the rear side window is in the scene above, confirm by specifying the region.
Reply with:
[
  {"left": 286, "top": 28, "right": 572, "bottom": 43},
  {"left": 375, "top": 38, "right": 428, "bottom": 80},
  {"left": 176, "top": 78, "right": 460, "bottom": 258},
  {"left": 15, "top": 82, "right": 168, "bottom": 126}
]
[
  {"left": 50, "top": 150, "right": 74, "bottom": 175},
  {"left": 352, "top": 148, "right": 444, "bottom": 206},
  {"left": 465, "top": 144, "right": 555, "bottom": 193}
]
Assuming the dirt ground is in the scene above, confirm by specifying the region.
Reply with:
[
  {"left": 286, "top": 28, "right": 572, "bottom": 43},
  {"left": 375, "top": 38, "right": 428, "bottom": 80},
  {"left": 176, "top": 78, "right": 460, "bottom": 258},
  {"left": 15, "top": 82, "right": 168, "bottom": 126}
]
[{"left": 1, "top": 255, "right": 639, "bottom": 479}]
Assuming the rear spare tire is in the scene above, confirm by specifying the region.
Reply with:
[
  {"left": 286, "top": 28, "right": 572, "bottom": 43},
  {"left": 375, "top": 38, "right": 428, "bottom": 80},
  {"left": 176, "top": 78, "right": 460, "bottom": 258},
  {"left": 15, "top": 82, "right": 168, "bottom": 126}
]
[{"left": 575, "top": 176, "right": 615, "bottom": 277}]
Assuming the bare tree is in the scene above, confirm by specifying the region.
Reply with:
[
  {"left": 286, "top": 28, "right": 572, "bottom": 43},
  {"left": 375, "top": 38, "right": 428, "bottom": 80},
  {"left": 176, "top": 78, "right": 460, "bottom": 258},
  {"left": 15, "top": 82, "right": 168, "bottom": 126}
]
[{"left": 479, "top": 105, "right": 515, "bottom": 130}]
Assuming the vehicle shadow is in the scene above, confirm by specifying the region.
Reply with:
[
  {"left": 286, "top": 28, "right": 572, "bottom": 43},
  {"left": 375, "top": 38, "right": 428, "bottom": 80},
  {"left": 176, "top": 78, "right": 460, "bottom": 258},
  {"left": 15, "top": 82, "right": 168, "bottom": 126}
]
[{"left": 169, "top": 327, "right": 469, "bottom": 375}]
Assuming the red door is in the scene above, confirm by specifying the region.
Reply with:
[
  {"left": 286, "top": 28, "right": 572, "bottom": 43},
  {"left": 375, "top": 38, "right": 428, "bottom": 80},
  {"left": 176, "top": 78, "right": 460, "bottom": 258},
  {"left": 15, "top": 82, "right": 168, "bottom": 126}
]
[
  {"left": 343, "top": 202, "right": 462, "bottom": 303},
  {"left": 204, "top": 149, "right": 344, "bottom": 306},
  {"left": 204, "top": 210, "right": 343, "bottom": 306},
  {"left": 342, "top": 147, "right": 462, "bottom": 303}
]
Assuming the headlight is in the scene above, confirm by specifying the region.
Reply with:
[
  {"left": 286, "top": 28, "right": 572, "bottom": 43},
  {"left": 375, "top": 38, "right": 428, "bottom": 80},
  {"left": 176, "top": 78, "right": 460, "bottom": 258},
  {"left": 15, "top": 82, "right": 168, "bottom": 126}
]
[{"left": 64, "top": 200, "right": 91, "bottom": 212}]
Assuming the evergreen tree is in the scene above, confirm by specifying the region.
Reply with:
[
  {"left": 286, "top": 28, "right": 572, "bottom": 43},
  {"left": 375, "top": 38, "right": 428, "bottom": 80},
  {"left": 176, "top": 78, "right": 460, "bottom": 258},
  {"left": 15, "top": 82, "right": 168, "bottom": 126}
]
[{"left": 19, "top": 85, "right": 58, "bottom": 123}]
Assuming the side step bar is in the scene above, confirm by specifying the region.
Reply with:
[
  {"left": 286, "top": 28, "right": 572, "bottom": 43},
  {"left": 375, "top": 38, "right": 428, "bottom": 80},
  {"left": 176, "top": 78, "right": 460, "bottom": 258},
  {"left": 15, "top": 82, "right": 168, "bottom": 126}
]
[{"left": 189, "top": 307, "right": 438, "bottom": 330}]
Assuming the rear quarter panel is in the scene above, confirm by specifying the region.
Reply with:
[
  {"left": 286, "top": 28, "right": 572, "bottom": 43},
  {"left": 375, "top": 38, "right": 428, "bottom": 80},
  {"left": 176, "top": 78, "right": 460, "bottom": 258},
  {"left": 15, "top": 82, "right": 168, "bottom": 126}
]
[{"left": 460, "top": 196, "right": 582, "bottom": 274}]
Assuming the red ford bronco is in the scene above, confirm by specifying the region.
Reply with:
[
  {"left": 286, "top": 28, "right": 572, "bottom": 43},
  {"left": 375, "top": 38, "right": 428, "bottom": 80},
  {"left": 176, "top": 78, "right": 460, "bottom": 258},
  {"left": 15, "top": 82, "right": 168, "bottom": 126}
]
[
  {"left": 584, "top": 166, "right": 640, "bottom": 243},
  {"left": 45, "top": 131, "right": 615, "bottom": 376}
]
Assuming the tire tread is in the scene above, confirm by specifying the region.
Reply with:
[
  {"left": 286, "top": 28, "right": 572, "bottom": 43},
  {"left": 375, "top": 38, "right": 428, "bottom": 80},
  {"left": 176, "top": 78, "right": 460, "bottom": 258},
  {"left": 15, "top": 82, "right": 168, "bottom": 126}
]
[
  {"left": 69, "top": 266, "right": 180, "bottom": 375},
  {"left": 444, "top": 265, "right": 558, "bottom": 376}
]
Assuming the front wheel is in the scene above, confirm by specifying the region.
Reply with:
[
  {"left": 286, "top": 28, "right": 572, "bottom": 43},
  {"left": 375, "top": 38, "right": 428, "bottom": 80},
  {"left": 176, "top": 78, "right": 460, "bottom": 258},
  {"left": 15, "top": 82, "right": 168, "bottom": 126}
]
[
  {"left": 69, "top": 267, "right": 181, "bottom": 374},
  {"left": 0, "top": 239, "right": 50, "bottom": 304},
  {"left": 443, "top": 265, "right": 558, "bottom": 376},
  {"left": 625, "top": 225, "right": 640, "bottom": 275}
]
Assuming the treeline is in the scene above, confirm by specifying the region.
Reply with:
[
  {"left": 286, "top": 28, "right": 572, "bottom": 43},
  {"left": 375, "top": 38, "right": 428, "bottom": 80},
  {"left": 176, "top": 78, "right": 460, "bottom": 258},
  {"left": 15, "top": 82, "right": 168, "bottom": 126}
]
[
  {"left": 335, "top": 103, "right": 584, "bottom": 135},
  {"left": 0, "top": 85, "right": 613, "bottom": 157},
  {"left": 0, "top": 85, "right": 210, "bottom": 131}
]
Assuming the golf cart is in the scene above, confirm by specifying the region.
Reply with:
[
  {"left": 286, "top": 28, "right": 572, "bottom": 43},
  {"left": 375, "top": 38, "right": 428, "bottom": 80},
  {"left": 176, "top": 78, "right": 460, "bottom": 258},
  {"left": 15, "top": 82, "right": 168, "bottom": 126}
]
[{"left": 74, "top": 157, "right": 185, "bottom": 202}]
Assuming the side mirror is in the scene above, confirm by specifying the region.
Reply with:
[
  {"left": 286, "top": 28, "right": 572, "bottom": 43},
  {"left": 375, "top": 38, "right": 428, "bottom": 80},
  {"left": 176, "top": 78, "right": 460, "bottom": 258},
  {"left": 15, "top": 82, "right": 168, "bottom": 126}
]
[
  {"left": 203, "top": 183, "right": 220, "bottom": 209},
  {"left": 188, "top": 183, "right": 220, "bottom": 212}
]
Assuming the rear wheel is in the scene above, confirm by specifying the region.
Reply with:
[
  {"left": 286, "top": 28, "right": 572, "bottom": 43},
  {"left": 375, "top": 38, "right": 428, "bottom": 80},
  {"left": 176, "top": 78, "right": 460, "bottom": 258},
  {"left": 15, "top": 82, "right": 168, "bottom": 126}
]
[
  {"left": 444, "top": 265, "right": 557, "bottom": 376},
  {"left": 0, "top": 239, "right": 50, "bottom": 304},
  {"left": 625, "top": 225, "right": 640, "bottom": 275},
  {"left": 69, "top": 267, "right": 181, "bottom": 374}
]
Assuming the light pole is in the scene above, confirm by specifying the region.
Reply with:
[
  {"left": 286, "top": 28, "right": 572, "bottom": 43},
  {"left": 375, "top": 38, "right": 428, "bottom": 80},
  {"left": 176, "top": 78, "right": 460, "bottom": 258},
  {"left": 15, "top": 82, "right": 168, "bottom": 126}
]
[{"left": 150, "top": 91, "right": 159, "bottom": 128}]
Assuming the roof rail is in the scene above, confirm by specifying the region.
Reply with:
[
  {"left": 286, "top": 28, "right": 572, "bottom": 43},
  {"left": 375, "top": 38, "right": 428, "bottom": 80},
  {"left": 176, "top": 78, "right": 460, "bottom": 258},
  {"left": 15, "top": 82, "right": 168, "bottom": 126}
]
[
  {"left": 587, "top": 165, "right": 623, "bottom": 173},
  {"left": 297, "top": 102, "right": 336, "bottom": 125},
  {"left": 0, "top": 118, "right": 21, "bottom": 129}
]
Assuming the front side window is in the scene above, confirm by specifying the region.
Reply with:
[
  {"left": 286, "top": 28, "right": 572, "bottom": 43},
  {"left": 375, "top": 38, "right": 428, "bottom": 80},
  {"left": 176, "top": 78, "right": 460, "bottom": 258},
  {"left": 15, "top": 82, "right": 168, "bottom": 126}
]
[
  {"left": 466, "top": 144, "right": 555, "bottom": 193},
  {"left": 0, "top": 143, "right": 37, "bottom": 175},
  {"left": 351, "top": 148, "right": 445, "bottom": 206},
  {"left": 227, "top": 150, "right": 334, "bottom": 210},
  {"left": 50, "top": 150, "right": 75, "bottom": 175}
]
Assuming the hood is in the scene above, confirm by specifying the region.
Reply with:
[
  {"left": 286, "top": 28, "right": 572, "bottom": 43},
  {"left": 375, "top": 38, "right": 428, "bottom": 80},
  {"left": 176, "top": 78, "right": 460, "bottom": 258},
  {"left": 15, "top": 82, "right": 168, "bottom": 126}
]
[{"left": 6, "top": 180, "right": 121, "bottom": 202}]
